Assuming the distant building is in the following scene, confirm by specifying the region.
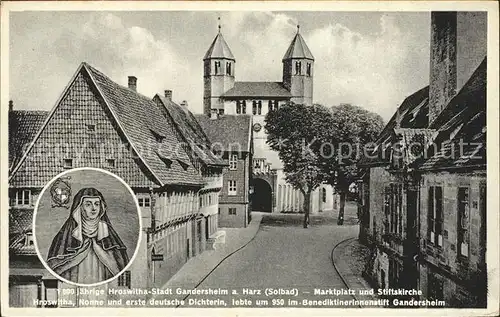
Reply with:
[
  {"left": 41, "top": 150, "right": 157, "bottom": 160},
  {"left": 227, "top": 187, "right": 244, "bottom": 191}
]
[
  {"left": 8, "top": 62, "right": 226, "bottom": 307},
  {"left": 201, "top": 25, "right": 334, "bottom": 214},
  {"left": 196, "top": 114, "right": 253, "bottom": 228},
  {"left": 359, "top": 12, "right": 487, "bottom": 307}
]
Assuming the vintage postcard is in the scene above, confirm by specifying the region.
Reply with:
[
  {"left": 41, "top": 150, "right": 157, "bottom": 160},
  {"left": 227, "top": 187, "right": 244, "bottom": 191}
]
[{"left": 1, "top": 1, "right": 499, "bottom": 316}]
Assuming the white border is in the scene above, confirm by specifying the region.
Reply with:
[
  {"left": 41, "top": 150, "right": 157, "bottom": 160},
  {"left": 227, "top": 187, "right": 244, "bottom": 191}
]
[{"left": 31, "top": 167, "right": 143, "bottom": 287}]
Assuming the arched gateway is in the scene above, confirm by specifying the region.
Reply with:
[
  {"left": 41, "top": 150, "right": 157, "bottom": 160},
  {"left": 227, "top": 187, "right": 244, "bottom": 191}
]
[{"left": 251, "top": 178, "right": 273, "bottom": 213}]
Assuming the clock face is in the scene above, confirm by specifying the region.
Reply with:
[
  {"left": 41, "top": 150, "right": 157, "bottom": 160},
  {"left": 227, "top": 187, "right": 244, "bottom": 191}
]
[{"left": 253, "top": 123, "right": 262, "bottom": 132}]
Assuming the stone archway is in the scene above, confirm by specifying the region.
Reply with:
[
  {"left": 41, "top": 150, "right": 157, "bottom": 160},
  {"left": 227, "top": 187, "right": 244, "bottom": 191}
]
[{"left": 251, "top": 178, "right": 273, "bottom": 212}]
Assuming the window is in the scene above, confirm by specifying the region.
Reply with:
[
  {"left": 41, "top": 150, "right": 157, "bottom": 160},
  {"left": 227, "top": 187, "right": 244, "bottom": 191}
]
[
  {"left": 236, "top": 100, "right": 247, "bottom": 114},
  {"left": 106, "top": 158, "right": 116, "bottom": 168},
  {"left": 214, "top": 61, "right": 221, "bottom": 74},
  {"left": 63, "top": 158, "right": 73, "bottom": 169},
  {"left": 428, "top": 186, "right": 443, "bottom": 247},
  {"left": 229, "top": 154, "right": 238, "bottom": 170},
  {"left": 199, "top": 195, "right": 203, "bottom": 208},
  {"left": 228, "top": 180, "right": 237, "bottom": 196},
  {"left": 229, "top": 208, "right": 237, "bottom": 215},
  {"left": 86, "top": 124, "right": 96, "bottom": 132},
  {"left": 322, "top": 188, "right": 327, "bottom": 203},
  {"left": 384, "top": 184, "right": 403, "bottom": 235},
  {"left": 295, "top": 61, "right": 302, "bottom": 75},
  {"left": 268, "top": 100, "right": 278, "bottom": 112},
  {"left": 218, "top": 208, "right": 221, "bottom": 215},
  {"left": 226, "top": 62, "right": 232, "bottom": 75},
  {"left": 15, "top": 189, "right": 31, "bottom": 206},
  {"left": 44, "top": 280, "right": 58, "bottom": 307},
  {"left": 252, "top": 101, "right": 257, "bottom": 115},
  {"left": 138, "top": 197, "right": 151, "bottom": 208},
  {"left": 209, "top": 194, "right": 212, "bottom": 206},
  {"left": 306, "top": 63, "right": 312, "bottom": 76},
  {"left": 457, "top": 187, "right": 470, "bottom": 257},
  {"left": 118, "top": 271, "right": 131, "bottom": 288},
  {"left": 257, "top": 101, "right": 262, "bottom": 115}
]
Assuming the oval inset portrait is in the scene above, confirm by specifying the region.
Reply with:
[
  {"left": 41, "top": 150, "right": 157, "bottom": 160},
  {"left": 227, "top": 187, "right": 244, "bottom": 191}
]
[{"left": 33, "top": 168, "right": 142, "bottom": 286}]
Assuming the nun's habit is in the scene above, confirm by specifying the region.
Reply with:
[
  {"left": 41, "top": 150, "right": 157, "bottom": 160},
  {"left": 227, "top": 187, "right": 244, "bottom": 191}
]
[{"left": 47, "top": 188, "right": 129, "bottom": 284}]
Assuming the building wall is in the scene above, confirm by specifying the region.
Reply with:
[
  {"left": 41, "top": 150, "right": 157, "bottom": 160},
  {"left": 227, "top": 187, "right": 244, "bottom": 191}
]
[
  {"left": 282, "top": 59, "right": 313, "bottom": 106},
  {"left": 456, "top": 12, "right": 487, "bottom": 92},
  {"left": 218, "top": 152, "right": 251, "bottom": 227},
  {"left": 419, "top": 173, "right": 486, "bottom": 284},
  {"left": 219, "top": 203, "right": 248, "bottom": 228},
  {"left": 203, "top": 59, "right": 235, "bottom": 115},
  {"left": 429, "top": 11, "right": 487, "bottom": 125},
  {"left": 429, "top": 12, "right": 458, "bottom": 125}
]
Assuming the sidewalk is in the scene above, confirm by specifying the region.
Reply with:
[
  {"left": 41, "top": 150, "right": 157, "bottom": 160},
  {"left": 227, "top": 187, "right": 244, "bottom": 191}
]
[
  {"left": 332, "top": 238, "right": 377, "bottom": 301},
  {"left": 159, "top": 212, "right": 263, "bottom": 293}
]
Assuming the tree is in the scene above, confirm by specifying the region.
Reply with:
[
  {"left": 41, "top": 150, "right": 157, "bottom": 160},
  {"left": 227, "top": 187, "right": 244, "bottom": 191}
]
[
  {"left": 265, "top": 103, "right": 332, "bottom": 228},
  {"left": 318, "top": 104, "right": 385, "bottom": 225}
]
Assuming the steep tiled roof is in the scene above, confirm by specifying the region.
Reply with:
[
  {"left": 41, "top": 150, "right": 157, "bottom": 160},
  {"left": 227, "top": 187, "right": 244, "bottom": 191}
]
[
  {"left": 9, "top": 63, "right": 203, "bottom": 187},
  {"left": 203, "top": 32, "right": 235, "bottom": 61},
  {"left": 195, "top": 114, "right": 252, "bottom": 153},
  {"left": 359, "top": 86, "right": 430, "bottom": 167},
  {"left": 155, "top": 95, "right": 225, "bottom": 167},
  {"left": 8, "top": 110, "right": 49, "bottom": 171},
  {"left": 222, "top": 82, "right": 292, "bottom": 98},
  {"left": 283, "top": 32, "right": 315, "bottom": 61},
  {"left": 417, "top": 58, "right": 486, "bottom": 171},
  {"left": 9, "top": 208, "right": 36, "bottom": 255},
  {"left": 85, "top": 64, "right": 203, "bottom": 185}
]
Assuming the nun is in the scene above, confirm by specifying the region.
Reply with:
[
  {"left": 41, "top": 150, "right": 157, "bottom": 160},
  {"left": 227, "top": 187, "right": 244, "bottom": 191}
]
[{"left": 47, "top": 188, "right": 129, "bottom": 284}]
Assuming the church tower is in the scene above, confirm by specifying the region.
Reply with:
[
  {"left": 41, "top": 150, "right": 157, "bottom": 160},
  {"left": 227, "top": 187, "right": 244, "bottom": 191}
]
[
  {"left": 203, "top": 21, "right": 235, "bottom": 116},
  {"left": 282, "top": 26, "right": 314, "bottom": 105}
]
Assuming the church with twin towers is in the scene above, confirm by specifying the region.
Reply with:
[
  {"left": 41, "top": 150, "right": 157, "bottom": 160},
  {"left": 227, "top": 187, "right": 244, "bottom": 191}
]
[{"left": 200, "top": 22, "right": 335, "bottom": 215}]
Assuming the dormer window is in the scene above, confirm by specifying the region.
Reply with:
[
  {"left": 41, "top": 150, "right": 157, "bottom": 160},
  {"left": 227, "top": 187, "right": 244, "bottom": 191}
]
[
  {"left": 63, "top": 158, "right": 73, "bottom": 169},
  {"left": 106, "top": 158, "right": 116, "bottom": 168},
  {"left": 226, "top": 62, "right": 232, "bottom": 75},
  {"left": 86, "top": 124, "right": 96, "bottom": 132},
  {"left": 214, "top": 61, "right": 221, "bottom": 75},
  {"left": 295, "top": 61, "right": 302, "bottom": 75},
  {"left": 25, "top": 232, "right": 34, "bottom": 247},
  {"left": 306, "top": 63, "right": 312, "bottom": 76}
]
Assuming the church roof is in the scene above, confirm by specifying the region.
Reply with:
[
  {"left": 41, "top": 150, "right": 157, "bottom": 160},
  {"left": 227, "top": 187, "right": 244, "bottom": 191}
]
[
  {"left": 222, "top": 82, "right": 291, "bottom": 98},
  {"left": 283, "top": 31, "right": 314, "bottom": 61},
  {"left": 195, "top": 114, "right": 252, "bottom": 153},
  {"left": 203, "top": 32, "right": 235, "bottom": 61}
]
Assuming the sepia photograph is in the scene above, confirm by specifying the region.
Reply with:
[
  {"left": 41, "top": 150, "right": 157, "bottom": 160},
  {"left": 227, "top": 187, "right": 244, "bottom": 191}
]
[{"left": 1, "top": 1, "right": 499, "bottom": 316}]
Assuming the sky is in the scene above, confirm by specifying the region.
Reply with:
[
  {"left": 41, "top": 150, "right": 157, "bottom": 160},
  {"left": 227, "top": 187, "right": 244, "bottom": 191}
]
[{"left": 9, "top": 11, "right": 431, "bottom": 121}]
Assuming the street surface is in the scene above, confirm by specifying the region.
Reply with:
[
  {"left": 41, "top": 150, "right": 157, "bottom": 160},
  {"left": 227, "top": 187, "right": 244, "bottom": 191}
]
[{"left": 158, "top": 203, "right": 376, "bottom": 308}]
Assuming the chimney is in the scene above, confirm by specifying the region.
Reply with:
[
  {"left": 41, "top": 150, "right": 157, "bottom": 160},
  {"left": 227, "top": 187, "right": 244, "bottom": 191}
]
[
  {"left": 164, "top": 90, "right": 172, "bottom": 101},
  {"left": 128, "top": 76, "right": 137, "bottom": 91},
  {"left": 210, "top": 109, "right": 218, "bottom": 120},
  {"left": 9, "top": 100, "right": 13, "bottom": 111},
  {"left": 180, "top": 100, "right": 188, "bottom": 107}
]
